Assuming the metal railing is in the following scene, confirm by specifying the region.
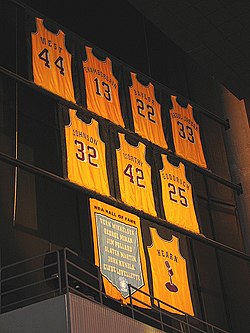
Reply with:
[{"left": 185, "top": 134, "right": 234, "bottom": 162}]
[
  {"left": 128, "top": 285, "right": 229, "bottom": 333},
  {"left": 0, "top": 249, "right": 230, "bottom": 333}
]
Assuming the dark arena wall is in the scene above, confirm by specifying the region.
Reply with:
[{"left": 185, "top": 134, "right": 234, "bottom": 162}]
[{"left": 0, "top": 1, "right": 249, "bottom": 333}]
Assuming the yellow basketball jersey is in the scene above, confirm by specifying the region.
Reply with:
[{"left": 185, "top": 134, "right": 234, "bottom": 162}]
[
  {"left": 170, "top": 96, "right": 207, "bottom": 168},
  {"left": 147, "top": 227, "right": 194, "bottom": 316},
  {"left": 116, "top": 133, "right": 156, "bottom": 216},
  {"left": 90, "top": 199, "right": 151, "bottom": 308},
  {"left": 129, "top": 72, "right": 168, "bottom": 149},
  {"left": 31, "top": 17, "right": 75, "bottom": 102},
  {"left": 159, "top": 155, "right": 200, "bottom": 233},
  {"left": 65, "top": 109, "right": 110, "bottom": 196},
  {"left": 82, "top": 47, "right": 124, "bottom": 127}
]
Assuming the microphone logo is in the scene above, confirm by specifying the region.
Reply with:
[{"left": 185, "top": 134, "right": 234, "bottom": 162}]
[{"left": 165, "top": 260, "right": 178, "bottom": 292}]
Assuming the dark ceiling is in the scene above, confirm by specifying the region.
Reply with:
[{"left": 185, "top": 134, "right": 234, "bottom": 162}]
[
  {"left": 19, "top": 0, "right": 250, "bottom": 100},
  {"left": 128, "top": 0, "right": 250, "bottom": 99}
]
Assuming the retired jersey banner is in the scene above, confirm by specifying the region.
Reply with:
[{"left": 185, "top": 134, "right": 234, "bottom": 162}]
[
  {"left": 65, "top": 109, "right": 110, "bottom": 196},
  {"left": 147, "top": 227, "right": 194, "bottom": 316},
  {"left": 90, "top": 198, "right": 150, "bottom": 307},
  {"left": 82, "top": 46, "right": 124, "bottom": 127},
  {"left": 159, "top": 155, "right": 200, "bottom": 233},
  {"left": 128, "top": 72, "right": 168, "bottom": 149},
  {"left": 116, "top": 133, "right": 157, "bottom": 217},
  {"left": 29, "top": 16, "right": 76, "bottom": 102},
  {"left": 169, "top": 95, "right": 207, "bottom": 169}
]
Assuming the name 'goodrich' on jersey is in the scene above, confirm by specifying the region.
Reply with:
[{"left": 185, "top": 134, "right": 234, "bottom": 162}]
[{"left": 160, "top": 172, "right": 191, "bottom": 190}]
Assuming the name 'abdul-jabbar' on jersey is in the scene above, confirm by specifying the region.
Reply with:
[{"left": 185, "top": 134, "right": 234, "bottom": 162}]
[{"left": 169, "top": 95, "right": 207, "bottom": 169}]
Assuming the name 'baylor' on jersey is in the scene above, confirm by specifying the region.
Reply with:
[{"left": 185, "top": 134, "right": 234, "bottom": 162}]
[
  {"left": 128, "top": 72, "right": 168, "bottom": 149},
  {"left": 31, "top": 17, "right": 76, "bottom": 102}
]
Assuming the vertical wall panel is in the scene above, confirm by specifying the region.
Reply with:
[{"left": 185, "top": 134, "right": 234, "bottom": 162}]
[{"left": 69, "top": 293, "right": 164, "bottom": 333}]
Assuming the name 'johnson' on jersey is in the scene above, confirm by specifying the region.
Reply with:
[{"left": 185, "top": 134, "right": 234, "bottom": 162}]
[{"left": 65, "top": 109, "right": 110, "bottom": 196}]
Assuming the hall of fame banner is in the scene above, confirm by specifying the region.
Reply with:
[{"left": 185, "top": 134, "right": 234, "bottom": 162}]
[{"left": 90, "top": 198, "right": 150, "bottom": 307}]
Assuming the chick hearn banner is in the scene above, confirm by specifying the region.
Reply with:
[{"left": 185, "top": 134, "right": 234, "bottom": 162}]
[{"left": 90, "top": 198, "right": 150, "bottom": 307}]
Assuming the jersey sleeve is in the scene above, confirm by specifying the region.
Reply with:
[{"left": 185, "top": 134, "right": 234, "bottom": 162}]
[
  {"left": 64, "top": 33, "right": 82, "bottom": 105},
  {"left": 25, "top": 10, "right": 37, "bottom": 82},
  {"left": 145, "top": 143, "right": 162, "bottom": 218},
  {"left": 184, "top": 162, "right": 203, "bottom": 234},
  {"left": 97, "top": 118, "right": 115, "bottom": 197},
  {"left": 152, "top": 146, "right": 168, "bottom": 220},
  {"left": 192, "top": 104, "right": 209, "bottom": 169},
  {"left": 109, "top": 126, "right": 121, "bottom": 200},
  {"left": 122, "top": 68, "right": 141, "bottom": 133},
  {"left": 58, "top": 104, "right": 69, "bottom": 179},
  {"left": 161, "top": 87, "right": 174, "bottom": 152}
]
